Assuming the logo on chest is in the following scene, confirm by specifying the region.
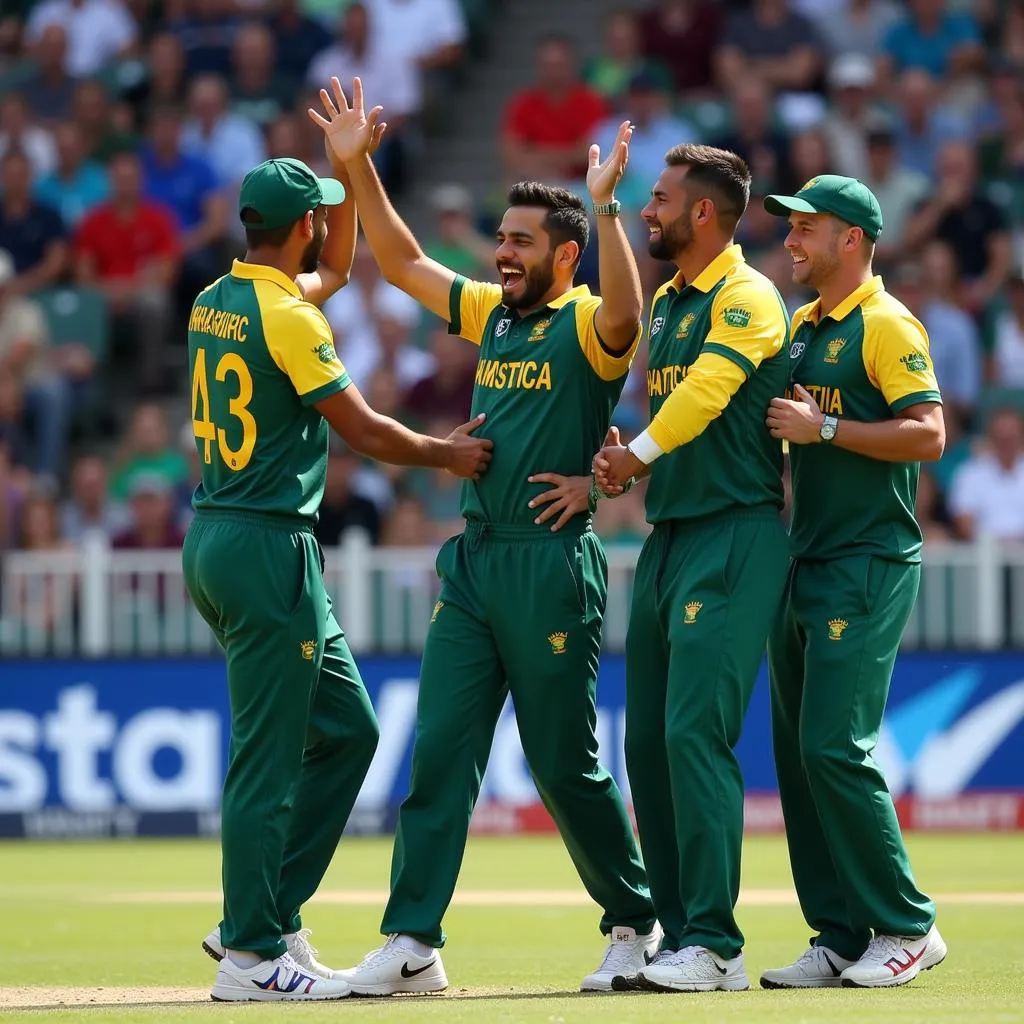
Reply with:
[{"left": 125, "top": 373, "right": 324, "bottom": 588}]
[
  {"left": 790, "top": 341, "right": 805, "bottom": 358},
  {"left": 495, "top": 317, "right": 512, "bottom": 337},
  {"left": 650, "top": 316, "right": 665, "bottom": 337},
  {"left": 824, "top": 337, "right": 846, "bottom": 364},
  {"left": 528, "top": 318, "right": 551, "bottom": 343},
  {"left": 675, "top": 312, "right": 696, "bottom": 339}
]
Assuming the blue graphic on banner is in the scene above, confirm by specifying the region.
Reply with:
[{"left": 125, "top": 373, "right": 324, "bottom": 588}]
[{"left": 1, "top": 654, "right": 1023, "bottom": 837}]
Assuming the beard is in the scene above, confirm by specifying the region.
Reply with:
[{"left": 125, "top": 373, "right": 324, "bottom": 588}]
[
  {"left": 648, "top": 214, "right": 694, "bottom": 261},
  {"left": 502, "top": 252, "right": 557, "bottom": 310},
  {"left": 799, "top": 245, "right": 842, "bottom": 289},
  {"left": 301, "top": 223, "right": 327, "bottom": 274}
]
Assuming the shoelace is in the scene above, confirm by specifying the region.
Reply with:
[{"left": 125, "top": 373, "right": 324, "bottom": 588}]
[
  {"left": 596, "top": 936, "right": 645, "bottom": 974},
  {"left": 861, "top": 934, "right": 903, "bottom": 965},
  {"left": 794, "top": 946, "right": 828, "bottom": 970},
  {"left": 357, "top": 935, "right": 402, "bottom": 970},
  {"left": 289, "top": 929, "right": 319, "bottom": 959}
]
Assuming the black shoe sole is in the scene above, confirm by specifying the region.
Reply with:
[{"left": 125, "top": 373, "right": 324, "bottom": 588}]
[{"left": 202, "top": 941, "right": 224, "bottom": 963}]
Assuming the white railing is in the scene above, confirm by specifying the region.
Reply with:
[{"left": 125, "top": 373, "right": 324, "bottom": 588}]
[{"left": 2, "top": 532, "right": 1024, "bottom": 656}]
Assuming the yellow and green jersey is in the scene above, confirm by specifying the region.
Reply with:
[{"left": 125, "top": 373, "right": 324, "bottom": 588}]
[
  {"left": 187, "top": 259, "right": 350, "bottom": 523},
  {"left": 787, "top": 276, "right": 942, "bottom": 563},
  {"left": 448, "top": 275, "right": 640, "bottom": 530},
  {"left": 643, "top": 245, "right": 790, "bottom": 523}
]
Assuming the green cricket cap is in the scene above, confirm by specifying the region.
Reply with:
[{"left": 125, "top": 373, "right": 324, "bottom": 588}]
[
  {"left": 238, "top": 157, "right": 346, "bottom": 231},
  {"left": 764, "top": 174, "right": 883, "bottom": 240}
]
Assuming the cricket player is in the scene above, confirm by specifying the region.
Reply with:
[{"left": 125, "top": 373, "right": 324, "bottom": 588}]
[
  {"left": 760, "top": 175, "right": 947, "bottom": 989},
  {"left": 182, "top": 120, "right": 493, "bottom": 999},
  {"left": 309, "top": 78, "right": 657, "bottom": 994},
  {"left": 594, "top": 144, "right": 791, "bottom": 992}
]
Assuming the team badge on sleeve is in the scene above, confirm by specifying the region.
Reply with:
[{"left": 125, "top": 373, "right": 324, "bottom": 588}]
[
  {"left": 312, "top": 341, "right": 336, "bottom": 364},
  {"left": 723, "top": 307, "right": 751, "bottom": 328},
  {"left": 899, "top": 351, "right": 929, "bottom": 374}
]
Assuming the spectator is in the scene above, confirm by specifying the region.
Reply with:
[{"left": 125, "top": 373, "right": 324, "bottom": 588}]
[
  {"left": 379, "top": 492, "right": 431, "bottom": 547},
  {"left": 715, "top": 0, "right": 821, "bottom": 97},
  {"left": 783, "top": 127, "right": 832, "bottom": 195},
  {"left": 167, "top": 0, "right": 239, "bottom": 78},
  {"left": 60, "top": 453, "right": 129, "bottom": 543},
  {"left": 820, "top": 52, "right": 879, "bottom": 181},
  {"left": 229, "top": 22, "right": 295, "bottom": 131},
  {"left": 12, "top": 492, "right": 73, "bottom": 647},
  {"left": 500, "top": 35, "right": 607, "bottom": 184},
  {"left": 266, "top": 0, "right": 332, "bottom": 83},
  {"left": 23, "top": 24, "right": 76, "bottom": 124},
  {"left": 73, "top": 150, "right": 179, "bottom": 393},
  {"left": 107, "top": 402, "right": 189, "bottom": 504},
  {"left": 72, "top": 79, "right": 137, "bottom": 165},
  {"left": 978, "top": 88, "right": 1024, "bottom": 186},
  {"left": 985, "top": 271, "right": 1024, "bottom": 387},
  {"left": 892, "top": 68, "right": 970, "bottom": 182},
  {"left": 0, "top": 374, "right": 27, "bottom": 472},
  {"left": 307, "top": 3, "right": 417, "bottom": 195},
  {"left": 861, "top": 114, "right": 930, "bottom": 266},
  {"left": 637, "top": 0, "right": 721, "bottom": 95},
  {"left": 0, "top": 248, "right": 95, "bottom": 483},
  {"left": 126, "top": 32, "right": 188, "bottom": 130},
  {"left": 584, "top": 9, "right": 672, "bottom": 106},
  {"left": 182, "top": 74, "right": 267, "bottom": 199},
  {"left": 804, "top": 0, "right": 901, "bottom": 60},
  {"left": 369, "top": 0, "right": 467, "bottom": 90},
  {"left": 905, "top": 140, "right": 1012, "bottom": 316},
  {"left": 881, "top": 0, "right": 984, "bottom": 82},
  {"left": 35, "top": 122, "right": 110, "bottom": 228},
  {"left": 267, "top": 110, "right": 331, "bottom": 178},
  {"left": 343, "top": 283, "right": 434, "bottom": 392},
  {"left": 322, "top": 239, "right": 422, "bottom": 380},
  {"left": 139, "top": 103, "right": 227, "bottom": 298},
  {"left": 423, "top": 184, "right": 494, "bottom": 280},
  {"left": 0, "top": 92, "right": 57, "bottom": 180},
  {"left": 716, "top": 75, "right": 791, "bottom": 195},
  {"left": 111, "top": 471, "right": 186, "bottom": 549},
  {"left": 403, "top": 327, "right": 477, "bottom": 425},
  {"left": 949, "top": 409, "right": 1024, "bottom": 540},
  {"left": 18, "top": 490, "right": 69, "bottom": 550},
  {"left": 315, "top": 447, "right": 382, "bottom": 547},
  {"left": 594, "top": 70, "right": 696, "bottom": 221},
  {"left": 891, "top": 261, "right": 981, "bottom": 429},
  {"left": 25, "top": 0, "right": 138, "bottom": 79},
  {"left": 0, "top": 438, "right": 28, "bottom": 552},
  {"left": 995, "top": 0, "right": 1024, "bottom": 73},
  {"left": 0, "top": 150, "right": 67, "bottom": 295}
]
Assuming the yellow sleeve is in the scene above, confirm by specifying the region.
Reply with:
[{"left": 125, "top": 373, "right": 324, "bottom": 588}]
[
  {"left": 702, "top": 274, "right": 789, "bottom": 377},
  {"left": 574, "top": 295, "right": 641, "bottom": 381},
  {"left": 262, "top": 293, "right": 350, "bottom": 406},
  {"left": 448, "top": 275, "right": 504, "bottom": 345},
  {"left": 862, "top": 307, "right": 943, "bottom": 413},
  {"left": 647, "top": 352, "right": 749, "bottom": 452}
]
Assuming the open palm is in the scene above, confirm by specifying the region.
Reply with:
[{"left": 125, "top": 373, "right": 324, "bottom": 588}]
[
  {"left": 587, "top": 120, "right": 632, "bottom": 204},
  {"left": 308, "top": 77, "right": 386, "bottom": 164}
]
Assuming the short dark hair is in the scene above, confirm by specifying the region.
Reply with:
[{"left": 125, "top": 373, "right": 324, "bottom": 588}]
[
  {"left": 507, "top": 181, "right": 589, "bottom": 263},
  {"left": 664, "top": 144, "right": 751, "bottom": 231},
  {"left": 241, "top": 206, "right": 300, "bottom": 248}
]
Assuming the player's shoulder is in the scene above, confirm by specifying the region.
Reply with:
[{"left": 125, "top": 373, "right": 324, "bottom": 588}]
[
  {"left": 716, "top": 260, "right": 788, "bottom": 323},
  {"left": 263, "top": 287, "right": 332, "bottom": 333},
  {"left": 863, "top": 287, "right": 927, "bottom": 345},
  {"left": 651, "top": 279, "right": 676, "bottom": 306},
  {"left": 791, "top": 299, "right": 818, "bottom": 326}
]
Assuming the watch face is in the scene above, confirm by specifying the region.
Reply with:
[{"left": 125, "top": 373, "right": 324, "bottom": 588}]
[{"left": 821, "top": 420, "right": 836, "bottom": 440}]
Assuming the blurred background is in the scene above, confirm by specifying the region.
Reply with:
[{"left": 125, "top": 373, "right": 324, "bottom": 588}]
[{"left": 1, "top": 0, "right": 1022, "bottom": 840}]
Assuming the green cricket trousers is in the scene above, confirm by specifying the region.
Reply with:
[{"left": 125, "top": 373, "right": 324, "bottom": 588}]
[
  {"left": 381, "top": 520, "right": 655, "bottom": 947},
  {"left": 768, "top": 555, "right": 935, "bottom": 961},
  {"left": 182, "top": 510, "right": 380, "bottom": 961},
  {"left": 625, "top": 507, "right": 790, "bottom": 960}
]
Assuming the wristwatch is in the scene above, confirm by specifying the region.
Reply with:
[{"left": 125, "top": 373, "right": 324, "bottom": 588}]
[
  {"left": 819, "top": 415, "right": 839, "bottom": 443},
  {"left": 592, "top": 199, "right": 621, "bottom": 216}
]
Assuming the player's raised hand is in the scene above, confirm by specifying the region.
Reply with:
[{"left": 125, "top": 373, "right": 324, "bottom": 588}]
[
  {"left": 587, "top": 121, "right": 632, "bottom": 204},
  {"left": 444, "top": 413, "right": 493, "bottom": 479},
  {"left": 307, "top": 77, "right": 387, "bottom": 166}
]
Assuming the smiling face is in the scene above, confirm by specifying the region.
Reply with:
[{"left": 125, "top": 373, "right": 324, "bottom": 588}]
[
  {"left": 641, "top": 165, "right": 696, "bottom": 261},
  {"left": 494, "top": 206, "right": 569, "bottom": 310},
  {"left": 784, "top": 211, "right": 846, "bottom": 288}
]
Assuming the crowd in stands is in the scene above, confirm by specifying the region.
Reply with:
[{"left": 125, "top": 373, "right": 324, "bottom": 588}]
[{"left": 1, "top": 0, "right": 1024, "bottom": 562}]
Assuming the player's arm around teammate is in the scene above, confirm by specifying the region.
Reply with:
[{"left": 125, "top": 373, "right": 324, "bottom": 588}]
[{"left": 759, "top": 176, "right": 947, "bottom": 991}]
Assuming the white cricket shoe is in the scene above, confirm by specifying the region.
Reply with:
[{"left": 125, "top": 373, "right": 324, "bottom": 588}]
[
  {"left": 336, "top": 934, "right": 448, "bottom": 995},
  {"left": 841, "top": 926, "right": 947, "bottom": 988},
  {"left": 760, "top": 944, "right": 855, "bottom": 988},
  {"left": 202, "top": 926, "right": 336, "bottom": 979},
  {"left": 638, "top": 944, "right": 749, "bottom": 992},
  {"left": 210, "top": 950, "right": 350, "bottom": 1001},
  {"left": 581, "top": 924, "right": 662, "bottom": 992}
]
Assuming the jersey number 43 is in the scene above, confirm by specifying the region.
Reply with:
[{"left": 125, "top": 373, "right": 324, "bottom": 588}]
[{"left": 191, "top": 346, "right": 257, "bottom": 472}]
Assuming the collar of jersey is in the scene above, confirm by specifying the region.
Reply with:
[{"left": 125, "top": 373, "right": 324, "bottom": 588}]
[
  {"left": 794, "top": 275, "right": 884, "bottom": 327},
  {"left": 539, "top": 283, "right": 592, "bottom": 311},
  {"left": 230, "top": 258, "right": 301, "bottom": 298},
  {"left": 667, "top": 244, "right": 744, "bottom": 294}
]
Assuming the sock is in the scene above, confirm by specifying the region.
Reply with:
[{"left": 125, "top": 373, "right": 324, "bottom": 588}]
[
  {"left": 393, "top": 934, "right": 434, "bottom": 958},
  {"left": 226, "top": 949, "right": 263, "bottom": 968}
]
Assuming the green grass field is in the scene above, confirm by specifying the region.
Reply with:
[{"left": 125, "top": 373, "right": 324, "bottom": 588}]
[{"left": 1, "top": 834, "right": 1022, "bottom": 1022}]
